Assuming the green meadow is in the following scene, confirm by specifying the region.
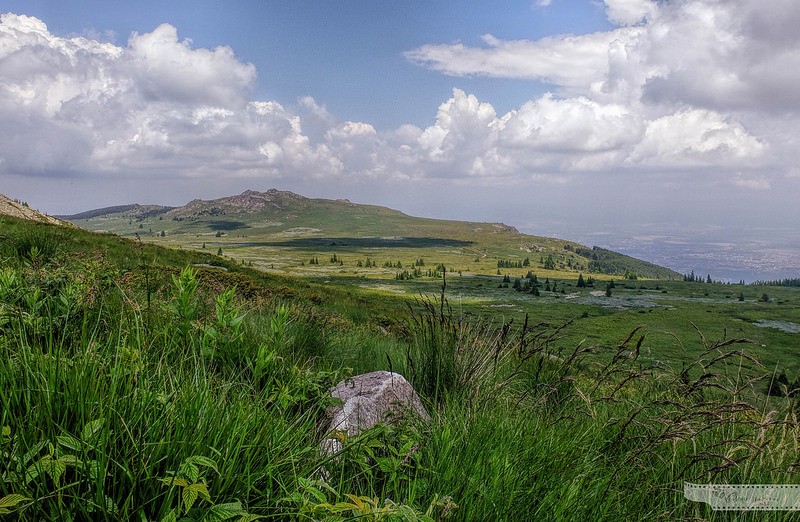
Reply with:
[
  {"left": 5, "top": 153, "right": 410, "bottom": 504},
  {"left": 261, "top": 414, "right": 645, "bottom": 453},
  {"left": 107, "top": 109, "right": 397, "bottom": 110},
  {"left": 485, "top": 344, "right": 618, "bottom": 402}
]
[
  {"left": 2, "top": 203, "right": 800, "bottom": 519},
  {"left": 69, "top": 191, "right": 800, "bottom": 380}
]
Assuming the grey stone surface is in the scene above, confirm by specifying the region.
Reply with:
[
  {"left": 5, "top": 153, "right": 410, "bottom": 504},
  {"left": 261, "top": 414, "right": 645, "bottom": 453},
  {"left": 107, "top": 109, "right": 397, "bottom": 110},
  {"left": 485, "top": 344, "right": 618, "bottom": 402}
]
[{"left": 324, "top": 370, "right": 428, "bottom": 440}]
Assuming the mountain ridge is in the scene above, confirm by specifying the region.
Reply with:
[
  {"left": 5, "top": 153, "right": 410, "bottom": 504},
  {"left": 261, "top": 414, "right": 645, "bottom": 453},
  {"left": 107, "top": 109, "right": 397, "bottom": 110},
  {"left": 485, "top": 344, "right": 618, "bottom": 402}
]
[
  {"left": 63, "top": 188, "right": 523, "bottom": 233},
  {"left": 61, "top": 188, "right": 680, "bottom": 280}
]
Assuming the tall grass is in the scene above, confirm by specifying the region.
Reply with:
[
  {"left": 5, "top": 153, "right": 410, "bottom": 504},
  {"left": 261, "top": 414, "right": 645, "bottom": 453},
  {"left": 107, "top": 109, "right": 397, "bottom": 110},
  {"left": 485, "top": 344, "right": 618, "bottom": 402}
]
[{"left": 1, "top": 222, "right": 800, "bottom": 520}]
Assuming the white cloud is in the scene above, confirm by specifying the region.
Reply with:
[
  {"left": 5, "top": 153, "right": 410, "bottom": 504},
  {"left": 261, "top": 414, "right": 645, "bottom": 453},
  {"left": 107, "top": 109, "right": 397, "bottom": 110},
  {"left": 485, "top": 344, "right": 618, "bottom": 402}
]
[
  {"left": 126, "top": 23, "right": 255, "bottom": 107},
  {"left": 406, "top": 1, "right": 800, "bottom": 115},
  {"left": 500, "top": 95, "right": 641, "bottom": 153},
  {"left": 402, "top": 1, "right": 799, "bottom": 188},
  {"left": 418, "top": 89, "right": 496, "bottom": 161},
  {"left": 0, "top": 7, "right": 790, "bottom": 213},
  {"left": 603, "top": 0, "right": 658, "bottom": 26},
  {"left": 404, "top": 29, "right": 641, "bottom": 93},
  {"left": 629, "top": 109, "right": 765, "bottom": 167},
  {"left": 0, "top": 13, "right": 337, "bottom": 181}
]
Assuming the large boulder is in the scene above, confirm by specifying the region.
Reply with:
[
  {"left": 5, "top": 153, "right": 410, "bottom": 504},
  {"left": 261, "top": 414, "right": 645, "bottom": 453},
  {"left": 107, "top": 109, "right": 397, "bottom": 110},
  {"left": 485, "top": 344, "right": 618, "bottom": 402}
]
[{"left": 321, "top": 371, "right": 428, "bottom": 454}]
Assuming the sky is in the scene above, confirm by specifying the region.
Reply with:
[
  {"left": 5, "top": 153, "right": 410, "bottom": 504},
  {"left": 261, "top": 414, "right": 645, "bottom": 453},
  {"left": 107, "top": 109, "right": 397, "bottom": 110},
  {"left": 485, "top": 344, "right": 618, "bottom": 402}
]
[{"left": 2, "top": 0, "right": 800, "bottom": 245}]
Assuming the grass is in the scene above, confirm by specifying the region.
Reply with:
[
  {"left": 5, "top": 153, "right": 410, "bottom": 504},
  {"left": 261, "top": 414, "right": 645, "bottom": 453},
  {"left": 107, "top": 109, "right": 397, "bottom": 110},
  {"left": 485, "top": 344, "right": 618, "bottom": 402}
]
[
  {"left": 66, "top": 190, "right": 680, "bottom": 281},
  {"left": 64, "top": 194, "right": 800, "bottom": 381},
  {"left": 2, "top": 216, "right": 800, "bottom": 519}
]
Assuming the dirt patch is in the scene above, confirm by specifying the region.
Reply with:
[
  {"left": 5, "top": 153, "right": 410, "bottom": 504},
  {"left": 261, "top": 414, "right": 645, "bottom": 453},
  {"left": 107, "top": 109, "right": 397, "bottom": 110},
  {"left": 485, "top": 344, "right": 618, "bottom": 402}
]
[{"left": 754, "top": 320, "right": 800, "bottom": 334}]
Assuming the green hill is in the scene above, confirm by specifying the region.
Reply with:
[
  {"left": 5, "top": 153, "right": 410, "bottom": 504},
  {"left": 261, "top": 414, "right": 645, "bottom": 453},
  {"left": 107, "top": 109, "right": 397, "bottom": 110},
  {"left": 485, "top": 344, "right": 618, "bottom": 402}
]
[{"left": 64, "top": 188, "right": 682, "bottom": 280}]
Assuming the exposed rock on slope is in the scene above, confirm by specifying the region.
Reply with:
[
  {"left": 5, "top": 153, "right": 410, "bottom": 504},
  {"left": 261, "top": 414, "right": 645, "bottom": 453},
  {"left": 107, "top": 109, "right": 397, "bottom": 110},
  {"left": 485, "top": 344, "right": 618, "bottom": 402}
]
[
  {"left": 0, "top": 194, "right": 65, "bottom": 226},
  {"left": 321, "top": 371, "right": 429, "bottom": 456}
]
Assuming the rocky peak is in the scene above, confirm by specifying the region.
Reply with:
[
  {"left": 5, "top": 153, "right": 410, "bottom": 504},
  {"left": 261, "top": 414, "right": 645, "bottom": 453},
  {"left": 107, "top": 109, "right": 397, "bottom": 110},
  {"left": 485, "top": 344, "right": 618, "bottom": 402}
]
[{"left": 0, "top": 194, "right": 65, "bottom": 226}]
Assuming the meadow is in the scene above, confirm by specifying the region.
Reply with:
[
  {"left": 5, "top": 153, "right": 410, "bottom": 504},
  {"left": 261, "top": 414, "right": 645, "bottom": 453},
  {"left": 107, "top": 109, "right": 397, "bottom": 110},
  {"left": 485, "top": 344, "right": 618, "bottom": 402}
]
[{"left": 3, "top": 214, "right": 800, "bottom": 520}]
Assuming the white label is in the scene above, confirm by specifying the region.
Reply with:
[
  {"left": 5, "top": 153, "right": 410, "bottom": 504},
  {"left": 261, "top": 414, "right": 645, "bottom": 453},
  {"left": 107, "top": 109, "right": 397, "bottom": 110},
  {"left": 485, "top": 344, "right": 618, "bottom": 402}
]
[{"left": 684, "top": 483, "right": 800, "bottom": 511}]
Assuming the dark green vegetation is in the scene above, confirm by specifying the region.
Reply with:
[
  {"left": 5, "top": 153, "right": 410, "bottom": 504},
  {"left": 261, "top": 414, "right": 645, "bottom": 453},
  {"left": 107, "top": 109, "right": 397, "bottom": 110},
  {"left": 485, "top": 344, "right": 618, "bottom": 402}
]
[{"left": 4, "top": 210, "right": 800, "bottom": 519}]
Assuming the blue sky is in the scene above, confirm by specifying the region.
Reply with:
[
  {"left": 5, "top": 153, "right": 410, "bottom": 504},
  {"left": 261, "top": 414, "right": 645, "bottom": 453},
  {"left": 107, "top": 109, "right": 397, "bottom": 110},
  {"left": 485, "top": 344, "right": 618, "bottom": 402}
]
[
  {"left": 1, "top": 0, "right": 799, "bottom": 243},
  {"left": 5, "top": 1, "right": 614, "bottom": 128}
]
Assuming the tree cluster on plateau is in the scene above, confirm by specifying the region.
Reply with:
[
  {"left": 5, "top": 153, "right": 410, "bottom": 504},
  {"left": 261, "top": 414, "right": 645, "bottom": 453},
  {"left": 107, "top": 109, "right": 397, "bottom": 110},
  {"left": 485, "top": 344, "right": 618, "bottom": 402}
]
[
  {"left": 396, "top": 267, "right": 442, "bottom": 280},
  {"left": 753, "top": 278, "right": 800, "bottom": 287},
  {"left": 497, "top": 257, "right": 529, "bottom": 269},
  {"left": 356, "top": 258, "right": 376, "bottom": 268}
]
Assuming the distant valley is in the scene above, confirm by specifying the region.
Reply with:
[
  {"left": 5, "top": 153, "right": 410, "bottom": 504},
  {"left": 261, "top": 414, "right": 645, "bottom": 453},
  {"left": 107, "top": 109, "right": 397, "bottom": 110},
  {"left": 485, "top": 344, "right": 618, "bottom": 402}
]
[{"left": 529, "top": 222, "right": 800, "bottom": 284}]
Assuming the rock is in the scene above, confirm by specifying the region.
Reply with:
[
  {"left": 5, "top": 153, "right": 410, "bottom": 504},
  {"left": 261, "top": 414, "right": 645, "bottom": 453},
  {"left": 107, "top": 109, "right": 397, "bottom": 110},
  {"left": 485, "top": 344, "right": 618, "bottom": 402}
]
[{"left": 321, "top": 371, "right": 428, "bottom": 455}]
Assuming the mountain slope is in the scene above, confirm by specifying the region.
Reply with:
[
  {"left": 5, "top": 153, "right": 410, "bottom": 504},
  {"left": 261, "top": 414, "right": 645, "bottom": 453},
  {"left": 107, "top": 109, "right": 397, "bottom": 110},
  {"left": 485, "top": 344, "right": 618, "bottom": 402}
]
[
  {"left": 0, "top": 193, "right": 67, "bottom": 226},
  {"left": 63, "top": 189, "right": 681, "bottom": 280}
]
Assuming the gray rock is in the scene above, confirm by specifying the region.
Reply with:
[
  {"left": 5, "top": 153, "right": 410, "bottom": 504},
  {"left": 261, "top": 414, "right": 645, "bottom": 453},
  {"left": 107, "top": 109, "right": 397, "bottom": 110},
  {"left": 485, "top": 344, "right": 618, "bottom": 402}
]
[{"left": 321, "top": 371, "right": 428, "bottom": 455}]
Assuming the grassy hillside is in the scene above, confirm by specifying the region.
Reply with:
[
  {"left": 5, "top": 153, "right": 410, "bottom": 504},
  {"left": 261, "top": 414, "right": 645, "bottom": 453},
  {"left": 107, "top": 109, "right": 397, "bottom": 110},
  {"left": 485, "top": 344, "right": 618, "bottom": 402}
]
[
  {"left": 2, "top": 214, "right": 800, "bottom": 520},
  {"left": 64, "top": 189, "right": 682, "bottom": 281}
]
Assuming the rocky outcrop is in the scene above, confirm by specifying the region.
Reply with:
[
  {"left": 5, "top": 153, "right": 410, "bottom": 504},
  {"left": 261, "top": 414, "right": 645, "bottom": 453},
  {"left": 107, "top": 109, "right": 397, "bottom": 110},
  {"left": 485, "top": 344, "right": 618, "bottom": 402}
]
[
  {"left": 0, "top": 194, "right": 66, "bottom": 226},
  {"left": 321, "top": 371, "right": 428, "bottom": 455}
]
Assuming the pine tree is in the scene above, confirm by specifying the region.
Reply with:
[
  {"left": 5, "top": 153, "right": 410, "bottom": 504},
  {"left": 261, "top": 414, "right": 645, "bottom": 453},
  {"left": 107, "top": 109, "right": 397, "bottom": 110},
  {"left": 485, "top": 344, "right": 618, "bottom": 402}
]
[{"left": 577, "top": 273, "right": 586, "bottom": 288}]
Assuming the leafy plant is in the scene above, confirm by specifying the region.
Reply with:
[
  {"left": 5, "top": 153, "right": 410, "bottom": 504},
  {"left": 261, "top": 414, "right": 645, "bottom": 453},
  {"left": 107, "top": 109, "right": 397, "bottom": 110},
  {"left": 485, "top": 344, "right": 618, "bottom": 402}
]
[
  {"left": 202, "top": 287, "right": 246, "bottom": 359},
  {"left": 282, "top": 476, "right": 456, "bottom": 521},
  {"left": 166, "top": 266, "right": 201, "bottom": 347},
  {"left": 157, "top": 455, "right": 262, "bottom": 521},
  {"left": 1, "top": 419, "right": 115, "bottom": 517}
]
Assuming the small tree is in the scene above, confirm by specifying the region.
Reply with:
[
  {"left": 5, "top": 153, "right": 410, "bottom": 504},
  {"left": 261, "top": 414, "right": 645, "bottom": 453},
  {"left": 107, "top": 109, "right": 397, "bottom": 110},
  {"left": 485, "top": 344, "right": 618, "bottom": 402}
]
[
  {"left": 217, "top": 247, "right": 223, "bottom": 256},
  {"left": 577, "top": 274, "right": 586, "bottom": 288}
]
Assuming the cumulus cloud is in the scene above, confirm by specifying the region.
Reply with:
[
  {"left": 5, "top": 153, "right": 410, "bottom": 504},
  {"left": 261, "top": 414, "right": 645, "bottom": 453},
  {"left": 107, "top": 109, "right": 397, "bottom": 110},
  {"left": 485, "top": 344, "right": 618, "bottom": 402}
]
[
  {"left": 0, "top": 5, "right": 791, "bottom": 210},
  {"left": 406, "top": 0, "right": 800, "bottom": 115},
  {"left": 0, "top": 13, "right": 339, "bottom": 181},
  {"left": 127, "top": 23, "right": 255, "bottom": 107},
  {"left": 629, "top": 109, "right": 765, "bottom": 167},
  {"left": 402, "top": 1, "right": 799, "bottom": 186}
]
